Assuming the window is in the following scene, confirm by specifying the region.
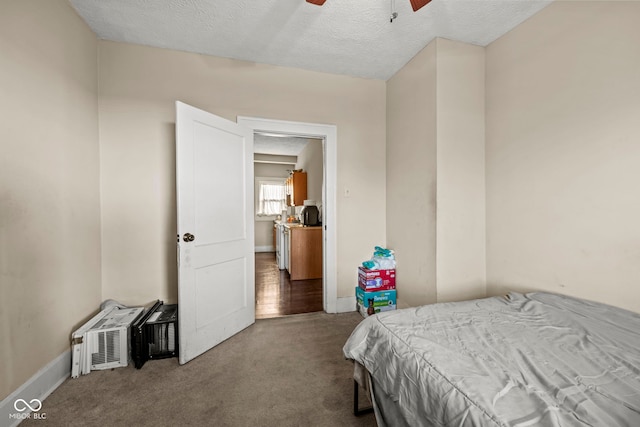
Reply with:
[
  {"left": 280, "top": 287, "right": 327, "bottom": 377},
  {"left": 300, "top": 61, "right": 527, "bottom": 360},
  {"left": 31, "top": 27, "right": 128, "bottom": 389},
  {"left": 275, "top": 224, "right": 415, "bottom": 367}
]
[{"left": 256, "top": 179, "right": 286, "bottom": 216}]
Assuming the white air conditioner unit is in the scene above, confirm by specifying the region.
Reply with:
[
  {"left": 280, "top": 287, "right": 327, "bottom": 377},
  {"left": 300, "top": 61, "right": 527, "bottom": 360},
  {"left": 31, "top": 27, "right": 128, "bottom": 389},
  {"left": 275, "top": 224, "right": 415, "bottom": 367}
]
[{"left": 71, "top": 306, "right": 143, "bottom": 378}]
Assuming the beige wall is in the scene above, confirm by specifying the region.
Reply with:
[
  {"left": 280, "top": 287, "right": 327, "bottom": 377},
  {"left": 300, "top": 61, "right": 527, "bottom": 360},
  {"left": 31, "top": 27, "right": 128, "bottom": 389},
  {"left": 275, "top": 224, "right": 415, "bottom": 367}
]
[
  {"left": 486, "top": 1, "right": 640, "bottom": 312},
  {"left": 387, "top": 38, "right": 486, "bottom": 308},
  {"left": 386, "top": 42, "right": 438, "bottom": 308},
  {"left": 435, "top": 39, "right": 486, "bottom": 303},
  {"left": 0, "top": 0, "right": 101, "bottom": 400},
  {"left": 98, "top": 41, "right": 386, "bottom": 304},
  {"left": 295, "top": 139, "right": 323, "bottom": 204}
]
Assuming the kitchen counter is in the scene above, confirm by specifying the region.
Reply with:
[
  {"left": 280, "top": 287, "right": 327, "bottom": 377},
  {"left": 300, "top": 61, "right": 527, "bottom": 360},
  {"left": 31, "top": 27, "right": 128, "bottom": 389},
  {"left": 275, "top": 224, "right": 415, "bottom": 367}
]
[
  {"left": 282, "top": 222, "right": 302, "bottom": 228},
  {"left": 284, "top": 223, "right": 321, "bottom": 229}
]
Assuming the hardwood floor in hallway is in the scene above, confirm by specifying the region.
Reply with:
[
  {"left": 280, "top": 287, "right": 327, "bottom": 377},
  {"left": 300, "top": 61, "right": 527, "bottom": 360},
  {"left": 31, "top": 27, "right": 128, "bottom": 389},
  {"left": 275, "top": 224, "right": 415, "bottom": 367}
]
[{"left": 255, "top": 252, "right": 323, "bottom": 319}]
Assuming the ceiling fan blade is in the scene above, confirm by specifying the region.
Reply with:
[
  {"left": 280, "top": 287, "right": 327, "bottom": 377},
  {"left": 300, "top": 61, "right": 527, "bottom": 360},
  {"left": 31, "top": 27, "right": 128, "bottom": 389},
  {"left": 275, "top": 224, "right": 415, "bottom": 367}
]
[
  {"left": 306, "top": 0, "right": 326, "bottom": 5},
  {"left": 409, "top": 0, "right": 431, "bottom": 12}
]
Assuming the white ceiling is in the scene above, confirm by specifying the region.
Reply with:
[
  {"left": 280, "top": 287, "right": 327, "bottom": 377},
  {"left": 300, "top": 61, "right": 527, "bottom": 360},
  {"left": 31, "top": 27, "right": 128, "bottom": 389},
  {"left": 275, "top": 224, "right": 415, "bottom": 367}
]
[
  {"left": 69, "top": 0, "right": 552, "bottom": 81},
  {"left": 254, "top": 134, "right": 312, "bottom": 156}
]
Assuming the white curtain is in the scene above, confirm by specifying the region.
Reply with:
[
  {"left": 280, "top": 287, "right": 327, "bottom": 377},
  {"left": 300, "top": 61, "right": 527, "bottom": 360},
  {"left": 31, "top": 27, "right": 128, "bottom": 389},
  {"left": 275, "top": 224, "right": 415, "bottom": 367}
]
[{"left": 258, "top": 182, "right": 286, "bottom": 216}]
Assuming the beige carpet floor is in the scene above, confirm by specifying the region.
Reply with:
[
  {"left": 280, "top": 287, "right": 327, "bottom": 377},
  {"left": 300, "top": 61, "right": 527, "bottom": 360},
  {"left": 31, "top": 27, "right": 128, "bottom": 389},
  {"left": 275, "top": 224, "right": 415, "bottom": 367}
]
[{"left": 22, "top": 311, "right": 376, "bottom": 427}]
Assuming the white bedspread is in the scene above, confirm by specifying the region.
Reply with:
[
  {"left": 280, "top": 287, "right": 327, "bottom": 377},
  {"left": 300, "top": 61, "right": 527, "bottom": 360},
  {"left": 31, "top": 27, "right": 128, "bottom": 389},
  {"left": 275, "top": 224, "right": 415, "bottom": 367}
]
[{"left": 343, "top": 292, "right": 640, "bottom": 426}]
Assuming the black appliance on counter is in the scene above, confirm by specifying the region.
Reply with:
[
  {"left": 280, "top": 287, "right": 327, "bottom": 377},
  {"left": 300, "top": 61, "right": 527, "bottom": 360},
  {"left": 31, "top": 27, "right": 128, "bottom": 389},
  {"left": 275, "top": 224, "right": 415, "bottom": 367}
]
[{"left": 301, "top": 201, "right": 320, "bottom": 226}]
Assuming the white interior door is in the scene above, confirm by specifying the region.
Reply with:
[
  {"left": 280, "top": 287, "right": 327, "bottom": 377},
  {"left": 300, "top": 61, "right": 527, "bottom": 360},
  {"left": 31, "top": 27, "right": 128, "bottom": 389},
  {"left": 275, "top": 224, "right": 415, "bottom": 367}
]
[{"left": 176, "top": 101, "right": 255, "bottom": 364}]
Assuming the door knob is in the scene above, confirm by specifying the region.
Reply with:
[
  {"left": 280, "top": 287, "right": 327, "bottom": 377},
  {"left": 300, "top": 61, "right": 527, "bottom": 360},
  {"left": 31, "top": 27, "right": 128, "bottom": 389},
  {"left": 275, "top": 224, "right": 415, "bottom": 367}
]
[{"left": 183, "top": 233, "right": 195, "bottom": 242}]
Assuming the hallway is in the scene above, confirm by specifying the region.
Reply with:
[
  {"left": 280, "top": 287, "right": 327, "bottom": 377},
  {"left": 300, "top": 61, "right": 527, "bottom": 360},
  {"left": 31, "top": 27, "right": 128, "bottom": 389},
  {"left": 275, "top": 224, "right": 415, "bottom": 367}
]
[{"left": 255, "top": 252, "right": 323, "bottom": 319}]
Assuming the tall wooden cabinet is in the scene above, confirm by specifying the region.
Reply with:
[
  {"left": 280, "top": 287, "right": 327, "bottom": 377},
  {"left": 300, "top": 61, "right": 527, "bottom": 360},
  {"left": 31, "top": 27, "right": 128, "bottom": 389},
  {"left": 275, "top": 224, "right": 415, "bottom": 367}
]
[{"left": 285, "top": 171, "right": 307, "bottom": 206}]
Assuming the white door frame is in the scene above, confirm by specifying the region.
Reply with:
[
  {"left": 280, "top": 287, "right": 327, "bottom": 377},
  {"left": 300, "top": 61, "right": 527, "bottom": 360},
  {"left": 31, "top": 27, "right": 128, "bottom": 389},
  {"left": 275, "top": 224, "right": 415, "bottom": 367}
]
[{"left": 237, "top": 116, "right": 338, "bottom": 313}]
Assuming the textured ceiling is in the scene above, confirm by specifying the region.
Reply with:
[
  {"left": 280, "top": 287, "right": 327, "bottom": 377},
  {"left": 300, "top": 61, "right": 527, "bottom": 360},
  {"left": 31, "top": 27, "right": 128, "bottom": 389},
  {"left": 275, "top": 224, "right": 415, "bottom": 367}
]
[
  {"left": 254, "top": 134, "right": 312, "bottom": 156},
  {"left": 69, "top": 0, "right": 552, "bottom": 80}
]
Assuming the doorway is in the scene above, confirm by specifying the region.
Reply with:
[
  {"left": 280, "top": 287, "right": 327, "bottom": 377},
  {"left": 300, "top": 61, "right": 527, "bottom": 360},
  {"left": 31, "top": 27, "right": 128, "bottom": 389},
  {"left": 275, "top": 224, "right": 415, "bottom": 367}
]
[
  {"left": 237, "top": 116, "right": 338, "bottom": 315},
  {"left": 254, "top": 134, "right": 323, "bottom": 318}
]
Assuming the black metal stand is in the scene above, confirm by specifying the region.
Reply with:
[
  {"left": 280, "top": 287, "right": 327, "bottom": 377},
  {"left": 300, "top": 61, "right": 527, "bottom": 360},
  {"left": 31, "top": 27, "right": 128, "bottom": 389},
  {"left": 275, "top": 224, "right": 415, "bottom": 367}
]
[
  {"left": 131, "top": 300, "right": 178, "bottom": 369},
  {"left": 353, "top": 379, "right": 374, "bottom": 416}
]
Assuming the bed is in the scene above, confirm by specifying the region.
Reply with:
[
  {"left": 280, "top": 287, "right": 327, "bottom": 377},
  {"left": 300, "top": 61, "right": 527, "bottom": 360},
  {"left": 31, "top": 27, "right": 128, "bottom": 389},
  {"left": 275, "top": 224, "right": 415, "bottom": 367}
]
[{"left": 343, "top": 292, "right": 640, "bottom": 426}]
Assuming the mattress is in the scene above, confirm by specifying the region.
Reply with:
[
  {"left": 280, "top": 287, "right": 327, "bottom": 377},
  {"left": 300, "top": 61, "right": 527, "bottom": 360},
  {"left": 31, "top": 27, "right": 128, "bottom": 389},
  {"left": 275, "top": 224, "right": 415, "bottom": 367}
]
[{"left": 343, "top": 292, "right": 640, "bottom": 426}]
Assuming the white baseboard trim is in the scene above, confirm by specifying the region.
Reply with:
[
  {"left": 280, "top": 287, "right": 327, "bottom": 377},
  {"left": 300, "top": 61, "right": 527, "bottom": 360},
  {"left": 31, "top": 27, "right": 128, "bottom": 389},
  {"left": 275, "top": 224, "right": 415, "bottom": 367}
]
[
  {"left": 336, "top": 295, "right": 357, "bottom": 313},
  {"left": 254, "top": 246, "right": 274, "bottom": 253},
  {"left": 1, "top": 350, "right": 70, "bottom": 426}
]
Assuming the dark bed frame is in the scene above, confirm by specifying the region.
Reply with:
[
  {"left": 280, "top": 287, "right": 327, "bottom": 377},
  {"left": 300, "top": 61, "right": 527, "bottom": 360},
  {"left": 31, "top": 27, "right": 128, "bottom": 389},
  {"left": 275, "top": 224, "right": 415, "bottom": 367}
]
[{"left": 353, "top": 379, "right": 374, "bottom": 416}]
